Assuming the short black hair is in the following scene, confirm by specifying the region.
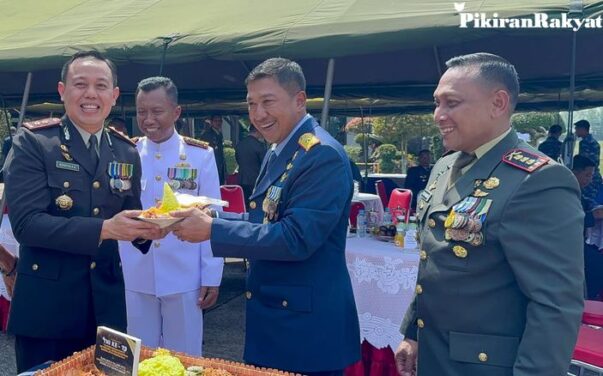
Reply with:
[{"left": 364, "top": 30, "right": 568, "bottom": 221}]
[
  {"left": 573, "top": 154, "right": 596, "bottom": 171},
  {"left": 61, "top": 50, "right": 117, "bottom": 86},
  {"left": 136, "top": 76, "right": 178, "bottom": 104},
  {"left": 445, "top": 52, "right": 520, "bottom": 112},
  {"left": 245, "top": 58, "right": 306, "bottom": 96},
  {"left": 418, "top": 149, "right": 431, "bottom": 156},
  {"left": 549, "top": 124, "right": 563, "bottom": 133},
  {"left": 574, "top": 119, "right": 591, "bottom": 131}
]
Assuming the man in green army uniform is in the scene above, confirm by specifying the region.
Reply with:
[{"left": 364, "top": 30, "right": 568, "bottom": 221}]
[{"left": 395, "top": 53, "right": 584, "bottom": 376}]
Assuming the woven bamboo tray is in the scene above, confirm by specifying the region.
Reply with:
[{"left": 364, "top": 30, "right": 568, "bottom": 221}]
[{"left": 37, "top": 345, "right": 299, "bottom": 376}]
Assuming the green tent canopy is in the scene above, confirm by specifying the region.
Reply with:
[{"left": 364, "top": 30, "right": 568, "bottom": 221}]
[{"left": 1, "top": 0, "right": 603, "bottom": 114}]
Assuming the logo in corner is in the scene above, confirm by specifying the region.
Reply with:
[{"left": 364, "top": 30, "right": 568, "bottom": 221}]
[{"left": 454, "top": 2, "right": 465, "bottom": 12}]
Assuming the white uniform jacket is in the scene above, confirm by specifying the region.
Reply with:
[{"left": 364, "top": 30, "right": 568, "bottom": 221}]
[{"left": 120, "top": 132, "right": 224, "bottom": 297}]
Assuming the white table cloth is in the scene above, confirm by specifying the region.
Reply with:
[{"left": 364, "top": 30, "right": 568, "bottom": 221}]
[
  {"left": 352, "top": 193, "right": 385, "bottom": 225},
  {"left": 345, "top": 237, "right": 419, "bottom": 349}
]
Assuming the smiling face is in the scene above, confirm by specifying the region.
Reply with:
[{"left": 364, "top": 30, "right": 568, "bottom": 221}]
[
  {"left": 58, "top": 57, "right": 119, "bottom": 133},
  {"left": 136, "top": 87, "right": 181, "bottom": 143},
  {"left": 246, "top": 77, "right": 306, "bottom": 145},
  {"left": 433, "top": 66, "right": 510, "bottom": 153}
]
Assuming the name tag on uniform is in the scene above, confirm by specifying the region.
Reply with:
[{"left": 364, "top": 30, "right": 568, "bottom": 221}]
[{"left": 56, "top": 161, "right": 80, "bottom": 172}]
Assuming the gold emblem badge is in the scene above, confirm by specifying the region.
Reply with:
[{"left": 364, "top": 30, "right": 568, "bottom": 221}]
[
  {"left": 61, "top": 152, "right": 73, "bottom": 161},
  {"left": 55, "top": 194, "right": 73, "bottom": 210},
  {"left": 452, "top": 245, "right": 468, "bottom": 258},
  {"left": 298, "top": 133, "right": 320, "bottom": 151},
  {"left": 483, "top": 177, "right": 500, "bottom": 190}
]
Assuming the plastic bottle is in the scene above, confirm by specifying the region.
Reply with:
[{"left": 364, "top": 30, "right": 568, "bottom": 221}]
[
  {"left": 357, "top": 209, "right": 367, "bottom": 238},
  {"left": 404, "top": 216, "right": 418, "bottom": 249},
  {"left": 394, "top": 222, "right": 405, "bottom": 247},
  {"left": 383, "top": 208, "right": 392, "bottom": 226}
]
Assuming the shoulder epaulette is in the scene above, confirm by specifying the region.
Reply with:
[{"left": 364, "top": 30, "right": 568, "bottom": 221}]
[
  {"left": 107, "top": 126, "right": 136, "bottom": 146},
  {"left": 183, "top": 136, "right": 209, "bottom": 149},
  {"left": 22, "top": 118, "right": 62, "bottom": 131},
  {"left": 298, "top": 133, "right": 320, "bottom": 151},
  {"left": 502, "top": 148, "right": 550, "bottom": 173},
  {"left": 130, "top": 136, "right": 140, "bottom": 143}
]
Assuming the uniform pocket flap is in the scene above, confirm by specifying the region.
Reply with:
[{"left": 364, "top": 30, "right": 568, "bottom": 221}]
[
  {"left": 449, "top": 331, "right": 519, "bottom": 368},
  {"left": 259, "top": 285, "right": 313, "bottom": 313},
  {"left": 19, "top": 258, "right": 61, "bottom": 280}
]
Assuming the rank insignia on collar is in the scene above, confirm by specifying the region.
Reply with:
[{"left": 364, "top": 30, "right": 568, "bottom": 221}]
[
  {"left": 483, "top": 177, "right": 500, "bottom": 189},
  {"left": 503, "top": 149, "right": 549, "bottom": 172},
  {"left": 298, "top": 133, "right": 320, "bottom": 151}
]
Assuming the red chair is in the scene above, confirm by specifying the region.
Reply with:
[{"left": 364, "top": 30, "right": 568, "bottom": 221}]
[
  {"left": 583, "top": 300, "right": 603, "bottom": 327},
  {"left": 387, "top": 188, "right": 413, "bottom": 224},
  {"left": 220, "top": 185, "right": 246, "bottom": 214},
  {"left": 375, "top": 180, "right": 388, "bottom": 208},
  {"left": 570, "top": 325, "right": 603, "bottom": 373},
  {"left": 349, "top": 201, "right": 365, "bottom": 228},
  {"left": 225, "top": 172, "right": 240, "bottom": 185}
]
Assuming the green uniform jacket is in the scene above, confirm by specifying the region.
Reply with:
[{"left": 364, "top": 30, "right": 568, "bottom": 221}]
[{"left": 401, "top": 130, "right": 584, "bottom": 376}]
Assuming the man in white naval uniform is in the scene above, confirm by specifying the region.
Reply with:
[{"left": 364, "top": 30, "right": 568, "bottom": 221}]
[{"left": 120, "top": 76, "right": 223, "bottom": 355}]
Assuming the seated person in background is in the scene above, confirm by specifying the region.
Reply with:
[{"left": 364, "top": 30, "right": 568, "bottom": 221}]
[
  {"left": 404, "top": 149, "right": 432, "bottom": 210},
  {"left": 572, "top": 154, "right": 603, "bottom": 300},
  {"left": 538, "top": 124, "right": 563, "bottom": 161}
]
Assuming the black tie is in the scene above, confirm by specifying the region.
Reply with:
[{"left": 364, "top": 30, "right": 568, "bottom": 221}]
[
  {"left": 449, "top": 152, "right": 476, "bottom": 185},
  {"left": 89, "top": 135, "right": 99, "bottom": 170}
]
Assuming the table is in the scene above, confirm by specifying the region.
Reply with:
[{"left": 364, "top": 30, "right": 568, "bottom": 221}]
[
  {"left": 352, "top": 193, "right": 384, "bottom": 225},
  {"left": 345, "top": 237, "right": 419, "bottom": 349}
]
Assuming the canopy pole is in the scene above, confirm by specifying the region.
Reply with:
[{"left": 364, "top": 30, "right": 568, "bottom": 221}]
[
  {"left": 432, "top": 46, "right": 443, "bottom": 76},
  {"left": 158, "top": 35, "right": 179, "bottom": 75},
  {"left": 562, "top": 0, "right": 583, "bottom": 168},
  {"left": 320, "top": 58, "right": 336, "bottom": 128}
]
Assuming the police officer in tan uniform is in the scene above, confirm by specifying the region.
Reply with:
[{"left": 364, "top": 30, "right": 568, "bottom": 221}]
[{"left": 395, "top": 53, "right": 584, "bottom": 376}]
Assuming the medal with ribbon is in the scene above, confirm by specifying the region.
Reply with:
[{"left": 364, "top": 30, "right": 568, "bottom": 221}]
[
  {"left": 167, "top": 164, "right": 198, "bottom": 190},
  {"left": 444, "top": 196, "right": 492, "bottom": 246},
  {"left": 108, "top": 161, "right": 134, "bottom": 191},
  {"left": 262, "top": 150, "right": 300, "bottom": 224}
]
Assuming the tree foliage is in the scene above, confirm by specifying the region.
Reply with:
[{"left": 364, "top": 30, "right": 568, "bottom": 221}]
[
  {"left": 511, "top": 111, "right": 563, "bottom": 146},
  {"left": 371, "top": 114, "right": 438, "bottom": 150}
]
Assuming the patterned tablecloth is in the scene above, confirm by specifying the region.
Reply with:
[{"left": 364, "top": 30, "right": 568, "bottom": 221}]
[{"left": 345, "top": 237, "right": 419, "bottom": 349}]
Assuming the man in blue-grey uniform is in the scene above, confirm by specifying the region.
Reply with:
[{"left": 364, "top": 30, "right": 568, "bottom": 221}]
[
  {"left": 4, "top": 51, "right": 161, "bottom": 372},
  {"left": 120, "top": 76, "right": 223, "bottom": 356},
  {"left": 171, "top": 58, "right": 360, "bottom": 375}
]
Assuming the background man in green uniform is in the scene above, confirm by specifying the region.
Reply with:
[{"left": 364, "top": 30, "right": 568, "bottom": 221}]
[{"left": 395, "top": 53, "right": 584, "bottom": 376}]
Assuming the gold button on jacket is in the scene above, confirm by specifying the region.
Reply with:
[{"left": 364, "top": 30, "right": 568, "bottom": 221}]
[
  {"left": 245, "top": 291, "right": 252, "bottom": 299},
  {"left": 478, "top": 352, "right": 488, "bottom": 362},
  {"left": 249, "top": 201, "right": 257, "bottom": 209}
]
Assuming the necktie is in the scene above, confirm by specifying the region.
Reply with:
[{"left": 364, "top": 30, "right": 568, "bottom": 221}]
[
  {"left": 257, "top": 149, "right": 276, "bottom": 183},
  {"left": 89, "top": 135, "right": 99, "bottom": 170},
  {"left": 449, "top": 152, "right": 476, "bottom": 185}
]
